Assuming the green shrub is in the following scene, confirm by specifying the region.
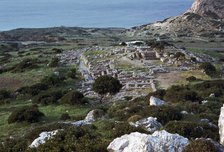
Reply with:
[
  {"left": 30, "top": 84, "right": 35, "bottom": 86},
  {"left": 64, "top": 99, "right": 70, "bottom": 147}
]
[
  {"left": 184, "top": 139, "right": 218, "bottom": 152},
  {"left": 164, "top": 121, "right": 219, "bottom": 140},
  {"left": 127, "top": 115, "right": 143, "bottom": 122},
  {"left": 60, "top": 90, "right": 86, "bottom": 105},
  {"left": 186, "top": 76, "right": 197, "bottom": 82},
  {"left": 147, "top": 89, "right": 166, "bottom": 100},
  {"left": 192, "top": 80, "right": 224, "bottom": 97},
  {"left": 11, "top": 58, "right": 40, "bottom": 72},
  {"left": 199, "top": 62, "right": 217, "bottom": 77},
  {"left": 33, "top": 126, "right": 108, "bottom": 152},
  {"left": 52, "top": 48, "right": 63, "bottom": 53},
  {"left": 93, "top": 75, "right": 122, "bottom": 102},
  {"left": 164, "top": 85, "right": 201, "bottom": 103},
  {"left": 144, "top": 106, "right": 182, "bottom": 125},
  {"left": 33, "top": 89, "right": 65, "bottom": 105},
  {"left": 0, "top": 89, "right": 11, "bottom": 100},
  {"left": 111, "top": 122, "right": 147, "bottom": 138},
  {"left": 107, "top": 101, "right": 140, "bottom": 121},
  {"left": 49, "top": 57, "right": 59, "bottom": 67},
  {"left": 8, "top": 105, "right": 44, "bottom": 124},
  {"left": 67, "top": 68, "right": 77, "bottom": 79},
  {"left": 18, "top": 83, "right": 48, "bottom": 96},
  {"left": 60, "top": 113, "right": 71, "bottom": 120},
  {"left": 25, "top": 123, "right": 67, "bottom": 142},
  {"left": 0, "top": 138, "right": 28, "bottom": 152},
  {"left": 41, "top": 74, "right": 65, "bottom": 86},
  {"left": 92, "top": 109, "right": 105, "bottom": 119}
]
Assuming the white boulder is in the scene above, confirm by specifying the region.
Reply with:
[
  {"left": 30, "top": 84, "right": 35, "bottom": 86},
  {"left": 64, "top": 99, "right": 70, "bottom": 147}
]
[
  {"left": 107, "top": 130, "right": 189, "bottom": 152},
  {"left": 149, "top": 96, "right": 166, "bottom": 106},
  {"left": 130, "top": 117, "right": 162, "bottom": 133},
  {"left": 29, "top": 130, "right": 59, "bottom": 148},
  {"left": 68, "top": 109, "right": 104, "bottom": 127},
  {"left": 181, "top": 111, "right": 189, "bottom": 115},
  {"left": 84, "top": 110, "right": 96, "bottom": 122},
  {"left": 219, "top": 104, "right": 224, "bottom": 145}
]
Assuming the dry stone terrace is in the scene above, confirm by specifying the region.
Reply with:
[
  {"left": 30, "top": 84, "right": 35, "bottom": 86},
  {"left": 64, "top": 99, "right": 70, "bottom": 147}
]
[{"left": 57, "top": 41, "right": 214, "bottom": 99}]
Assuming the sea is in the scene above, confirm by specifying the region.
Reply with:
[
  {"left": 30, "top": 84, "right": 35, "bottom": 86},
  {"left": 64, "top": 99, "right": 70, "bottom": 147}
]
[{"left": 0, "top": 0, "right": 194, "bottom": 31}]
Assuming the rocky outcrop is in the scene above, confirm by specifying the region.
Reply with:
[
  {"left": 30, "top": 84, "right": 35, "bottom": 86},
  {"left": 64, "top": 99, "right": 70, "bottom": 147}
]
[
  {"left": 149, "top": 96, "right": 166, "bottom": 106},
  {"left": 107, "top": 130, "right": 189, "bottom": 152},
  {"left": 127, "top": 0, "right": 224, "bottom": 38},
  {"left": 66, "top": 109, "right": 104, "bottom": 127},
  {"left": 29, "top": 130, "right": 59, "bottom": 148},
  {"left": 219, "top": 104, "right": 224, "bottom": 145},
  {"left": 130, "top": 117, "right": 162, "bottom": 133},
  {"left": 29, "top": 109, "right": 104, "bottom": 148},
  {"left": 189, "top": 0, "right": 224, "bottom": 19}
]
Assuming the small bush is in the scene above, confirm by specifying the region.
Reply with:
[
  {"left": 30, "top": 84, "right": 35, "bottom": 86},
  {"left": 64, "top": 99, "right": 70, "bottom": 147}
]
[
  {"left": 164, "top": 121, "right": 219, "bottom": 140},
  {"left": 34, "top": 126, "right": 108, "bottom": 152},
  {"left": 144, "top": 106, "right": 182, "bottom": 125},
  {"left": 41, "top": 74, "right": 65, "bottom": 86},
  {"left": 147, "top": 89, "right": 166, "bottom": 100},
  {"left": 193, "top": 80, "right": 224, "bottom": 97},
  {"left": 184, "top": 139, "right": 217, "bottom": 152},
  {"left": 164, "top": 85, "right": 201, "bottom": 103},
  {"left": 49, "top": 57, "right": 59, "bottom": 67},
  {"left": 18, "top": 83, "right": 48, "bottom": 96},
  {"left": 127, "top": 115, "right": 142, "bottom": 122},
  {"left": 111, "top": 122, "right": 147, "bottom": 138},
  {"left": 67, "top": 68, "right": 77, "bottom": 79},
  {"left": 0, "top": 138, "right": 28, "bottom": 152},
  {"left": 199, "top": 62, "right": 217, "bottom": 77},
  {"left": 52, "top": 48, "right": 63, "bottom": 53},
  {"left": 33, "top": 89, "right": 65, "bottom": 105},
  {"left": 25, "top": 123, "right": 67, "bottom": 142},
  {"left": 60, "top": 90, "right": 86, "bottom": 105},
  {"left": 8, "top": 105, "right": 44, "bottom": 124},
  {"left": 186, "top": 76, "right": 197, "bottom": 82},
  {"left": 60, "top": 113, "right": 71, "bottom": 120},
  {"left": 0, "top": 89, "right": 11, "bottom": 100},
  {"left": 11, "top": 58, "right": 40, "bottom": 72}
]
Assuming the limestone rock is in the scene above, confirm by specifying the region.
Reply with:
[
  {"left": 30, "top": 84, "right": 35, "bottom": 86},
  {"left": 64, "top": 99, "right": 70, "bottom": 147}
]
[
  {"left": 107, "top": 130, "right": 189, "bottom": 152},
  {"left": 84, "top": 110, "right": 96, "bottom": 122},
  {"left": 68, "top": 109, "right": 104, "bottom": 127},
  {"left": 149, "top": 96, "right": 166, "bottom": 106},
  {"left": 130, "top": 117, "right": 162, "bottom": 133},
  {"left": 219, "top": 104, "right": 224, "bottom": 145},
  {"left": 29, "top": 130, "right": 59, "bottom": 148},
  {"left": 189, "top": 0, "right": 224, "bottom": 19},
  {"left": 127, "top": 0, "right": 224, "bottom": 38}
]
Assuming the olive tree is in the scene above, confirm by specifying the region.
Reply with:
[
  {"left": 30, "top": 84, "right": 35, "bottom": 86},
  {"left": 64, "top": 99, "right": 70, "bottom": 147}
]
[{"left": 92, "top": 75, "right": 122, "bottom": 102}]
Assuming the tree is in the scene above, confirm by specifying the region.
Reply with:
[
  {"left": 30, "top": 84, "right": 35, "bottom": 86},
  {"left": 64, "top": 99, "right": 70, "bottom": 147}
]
[{"left": 92, "top": 75, "right": 122, "bottom": 102}]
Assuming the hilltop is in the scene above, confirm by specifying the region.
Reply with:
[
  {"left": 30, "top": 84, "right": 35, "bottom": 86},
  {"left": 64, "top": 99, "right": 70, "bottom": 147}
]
[{"left": 127, "top": 0, "right": 224, "bottom": 38}]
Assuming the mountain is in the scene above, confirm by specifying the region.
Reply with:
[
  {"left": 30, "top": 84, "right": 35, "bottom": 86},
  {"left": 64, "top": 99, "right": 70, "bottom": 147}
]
[
  {"left": 127, "top": 0, "right": 224, "bottom": 38},
  {"left": 189, "top": 0, "right": 224, "bottom": 19}
]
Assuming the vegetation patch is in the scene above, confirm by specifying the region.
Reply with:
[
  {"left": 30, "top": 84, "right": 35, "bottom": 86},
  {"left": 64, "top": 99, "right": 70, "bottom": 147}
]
[{"left": 8, "top": 105, "right": 44, "bottom": 124}]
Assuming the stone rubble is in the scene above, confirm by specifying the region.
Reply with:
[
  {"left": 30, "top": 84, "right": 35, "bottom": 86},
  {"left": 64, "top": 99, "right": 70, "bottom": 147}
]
[{"left": 130, "top": 117, "right": 162, "bottom": 133}]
